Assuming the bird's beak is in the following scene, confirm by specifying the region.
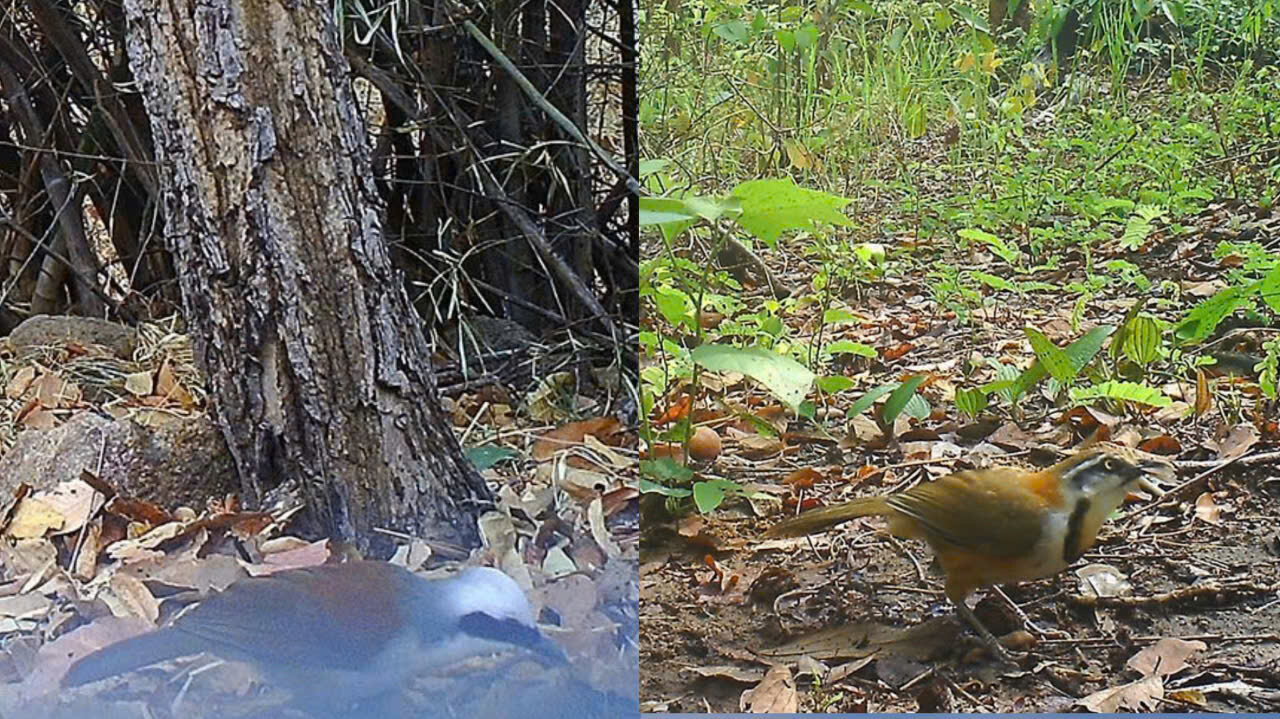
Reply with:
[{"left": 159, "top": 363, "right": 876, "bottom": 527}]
[
  {"left": 1135, "top": 457, "right": 1175, "bottom": 496},
  {"left": 529, "top": 631, "right": 570, "bottom": 666}
]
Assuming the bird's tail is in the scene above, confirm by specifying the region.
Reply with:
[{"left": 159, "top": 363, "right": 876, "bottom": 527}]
[
  {"left": 63, "top": 628, "right": 203, "bottom": 687},
  {"left": 765, "top": 497, "right": 889, "bottom": 538}
]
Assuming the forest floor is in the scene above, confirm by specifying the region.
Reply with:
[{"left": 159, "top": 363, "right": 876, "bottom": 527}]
[{"left": 639, "top": 67, "right": 1280, "bottom": 711}]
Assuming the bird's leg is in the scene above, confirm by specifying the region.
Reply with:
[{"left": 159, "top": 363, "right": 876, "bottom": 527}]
[
  {"left": 951, "top": 599, "right": 1017, "bottom": 665},
  {"left": 989, "top": 585, "right": 1070, "bottom": 640}
]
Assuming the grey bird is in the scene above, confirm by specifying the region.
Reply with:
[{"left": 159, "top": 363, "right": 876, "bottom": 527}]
[{"left": 62, "top": 561, "right": 567, "bottom": 716}]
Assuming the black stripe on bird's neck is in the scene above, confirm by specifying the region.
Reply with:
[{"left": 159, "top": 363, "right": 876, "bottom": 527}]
[{"left": 1063, "top": 497, "right": 1090, "bottom": 563}]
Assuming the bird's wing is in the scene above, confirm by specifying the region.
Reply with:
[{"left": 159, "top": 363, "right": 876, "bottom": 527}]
[
  {"left": 175, "top": 563, "right": 405, "bottom": 670},
  {"left": 885, "top": 468, "right": 1046, "bottom": 557}
]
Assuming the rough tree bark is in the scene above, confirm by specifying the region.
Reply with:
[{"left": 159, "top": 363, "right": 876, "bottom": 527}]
[{"left": 120, "top": 0, "right": 491, "bottom": 556}]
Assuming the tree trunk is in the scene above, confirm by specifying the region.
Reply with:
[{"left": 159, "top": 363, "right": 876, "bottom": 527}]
[{"left": 120, "top": 0, "right": 492, "bottom": 556}]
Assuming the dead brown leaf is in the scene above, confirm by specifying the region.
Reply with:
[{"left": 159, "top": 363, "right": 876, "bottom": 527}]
[
  {"left": 533, "top": 417, "right": 625, "bottom": 460},
  {"left": 1126, "top": 637, "right": 1206, "bottom": 677},
  {"left": 1077, "top": 674, "right": 1163, "bottom": 712},
  {"left": 740, "top": 664, "right": 798, "bottom": 714}
]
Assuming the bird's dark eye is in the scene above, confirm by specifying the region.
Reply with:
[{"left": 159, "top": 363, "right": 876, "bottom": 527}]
[{"left": 1103, "top": 457, "right": 1117, "bottom": 471}]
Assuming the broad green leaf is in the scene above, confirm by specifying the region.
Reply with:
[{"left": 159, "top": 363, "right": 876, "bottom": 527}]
[
  {"left": 638, "top": 197, "right": 697, "bottom": 225},
  {"left": 971, "top": 270, "right": 1016, "bottom": 292},
  {"left": 1069, "top": 381, "right": 1172, "bottom": 407},
  {"left": 1012, "top": 326, "right": 1113, "bottom": 400},
  {"left": 1260, "top": 265, "right": 1280, "bottom": 313},
  {"left": 816, "top": 375, "right": 856, "bottom": 393},
  {"left": 639, "top": 478, "right": 692, "bottom": 497},
  {"left": 466, "top": 445, "right": 520, "bottom": 470},
  {"left": 1025, "top": 327, "right": 1076, "bottom": 384},
  {"left": 823, "top": 308, "right": 859, "bottom": 324},
  {"left": 712, "top": 19, "right": 750, "bottom": 43},
  {"left": 731, "top": 178, "right": 853, "bottom": 247},
  {"left": 1065, "top": 325, "right": 1115, "bottom": 373},
  {"left": 693, "top": 479, "right": 743, "bottom": 513},
  {"left": 825, "top": 340, "right": 877, "bottom": 358},
  {"left": 1122, "top": 315, "right": 1162, "bottom": 365},
  {"left": 1174, "top": 284, "right": 1255, "bottom": 344},
  {"left": 854, "top": 243, "right": 886, "bottom": 266},
  {"left": 951, "top": 3, "right": 988, "bottom": 32},
  {"left": 639, "top": 195, "right": 741, "bottom": 225},
  {"left": 639, "top": 159, "right": 670, "bottom": 176},
  {"left": 653, "top": 287, "right": 695, "bottom": 330},
  {"left": 955, "top": 387, "right": 988, "bottom": 417},
  {"left": 902, "top": 393, "right": 930, "bottom": 420},
  {"left": 640, "top": 457, "right": 693, "bottom": 484},
  {"left": 883, "top": 375, "right": 927, "bottom": 425},
  {"left": 987, "top": 361, "right": 1022, "bottom": 404},
  {"left": 1109, "top": 298, "right": 1149, "bottom": 360},
  {"left": 848, "top": 382, "right": 897, "bottom": 418},
  {"left": 692, "top": 344, "right": 816, "bottom": 411}
]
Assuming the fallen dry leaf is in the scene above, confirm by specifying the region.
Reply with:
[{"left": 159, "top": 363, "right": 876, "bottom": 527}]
[
  {"left": 1077, "top": 674, "right": 1163, "bottom": 712},
  {"left": 740, "top": 664, "right": 797, "bottom": 714},
  {"left": 1126, "top": 637, "right": 1206, "bottom": 677},
  {"left": 1193, "top": 493, "right": 1222, "bottom": 525},
  {"left": 533, "top": 417, "right": 625, "bottom": 460},
  {"left": 8, "top": 498, "right": 65, "bottom": 539}
]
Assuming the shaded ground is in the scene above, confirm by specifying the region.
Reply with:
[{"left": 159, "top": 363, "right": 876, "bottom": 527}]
[{"left": 642, "top": 459, "right": 1280, "bottom": 712}]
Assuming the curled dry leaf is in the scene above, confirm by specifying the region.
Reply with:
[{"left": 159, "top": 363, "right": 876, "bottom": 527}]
[
  {"left": 1076, "top": 564, "right": 1132, "bottom": 598},
  {"left": 740, "top": 664, "right": 798, "bottom": 714},
  {"left": 1193, "top": 493, "right": 1222, "bottom": 525},
  {"left": 1126, "top": 637, "right": 1206, "bottom": 677}
]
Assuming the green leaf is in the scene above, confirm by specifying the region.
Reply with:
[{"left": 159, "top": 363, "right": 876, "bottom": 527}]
[
  {"left": 1013, "top": 325, "right": 1114, "bottom": 400},
  {"left": 640, "top": 457, "right": 694, "bottom": 484},
  {"left": 693, "top": 479, "right": 743, "bottom": 513},
  {"left": 692, "top": 344, "right": 817, "bottom": 412},
  {"left": 987, "top": 361, "right": 1022, "bottom": 404},
  {"left": 1122, "top": 315, "right": 1162, "bottom": 365},
  {"left": 1066, "top": 325, "right": 1115, "bottom": 373},
  {"left": 1259, "top": 265, "right": 1280, "bottom": 313},
  {"left": 853, "top": 243, "right": 886, "bottom": 266},
  {"left": 848, "top": 382, "right": 897, "bottom": 418},
  {"left": 823, "top": 308, "right": 859, "bottom": 325},
  {"left": 951, "top": 3, "right": 988, "bottom": 32},
  {"left": 639, "top": 478, "right": 692, "bottom": 497},
  {"left": 1174, "top": 284, "right": 1256, "bottom": 345},
  {"left": 955, "top": 387, "right": 988, "bottom": 418},
  {"left": 883, "top": 375, "right": 927, "bottom": 425},
  {"left": 902, "top": 392, "right": 930, "bottom": 420},
  {"left": 1259, "top": 339, "right": 1279, "bottom": 399},
  {"left": 1119, "top": 205, "right": 1165, "bottom": 251},
  {"left": 1109, "top": 298, "right": 1149, "bottom": 360},
  {"left": 639, "top": 159, "right": 670, "bottom": 177},
  {"left": 1025, "top": 327, "right": 1076, "bottom": 384},
  {"left": 731, "top": 178, "right": 853, "bottom": 247},
  {"left": 711, "top": 19, "right": 750, "bottom": 43},
  {"left": 971, "top": 270, "right": 1016, "bottom": 292},
  {"left": 958, "top": 228, "right": 1019, "bottom": 265},
  {"left": 1069, "top": 381, "right": 1172, "bottom": 407},
  {"left": 638, "top": 195, "right": 742, "bottom": 226},
  {"left": 465, "top": 445, "right": 520, "bottom": 471},
  {"left": 653, "top": 287, "right": 695, "bottom": 331},
  {"left": 824, "top": 340, "right": 876, "bottom": 358},
  {"left": 816, "top": 375, "right": 856, "bottom": 393}
]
